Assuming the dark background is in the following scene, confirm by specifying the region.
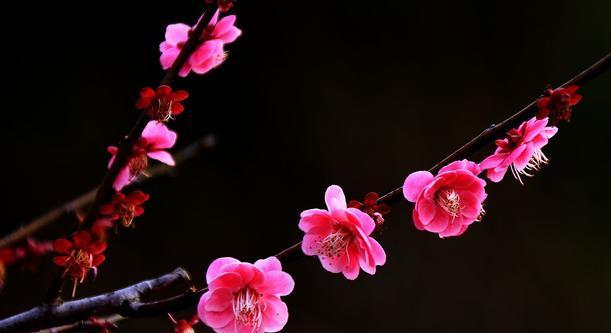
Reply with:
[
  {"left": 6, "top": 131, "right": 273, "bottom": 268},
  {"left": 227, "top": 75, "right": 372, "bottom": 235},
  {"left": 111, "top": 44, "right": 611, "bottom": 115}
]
[{"left": 1, "top": 0, "right": 610, "bottom": 332}]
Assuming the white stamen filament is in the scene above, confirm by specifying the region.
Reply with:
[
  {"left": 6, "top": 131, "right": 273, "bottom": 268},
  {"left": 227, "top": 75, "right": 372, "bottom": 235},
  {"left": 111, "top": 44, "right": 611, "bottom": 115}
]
[
  {"left": 510, "top": 149, "right": 549, "bottom": 185},
  {"left": 435, "top": 187, "right": 462, "bottom": 221},
  {"left": 318, "top": 228, "right": 353, "bottom": 260},
  {"left": 233, "top": 288, "right": 264, "bottom": 332}
]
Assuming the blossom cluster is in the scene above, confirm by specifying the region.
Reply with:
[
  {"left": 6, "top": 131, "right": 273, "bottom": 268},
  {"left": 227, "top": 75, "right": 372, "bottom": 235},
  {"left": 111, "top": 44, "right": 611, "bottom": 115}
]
[{"left": 50, "top": 5, "right": 242, "bottom": 298}]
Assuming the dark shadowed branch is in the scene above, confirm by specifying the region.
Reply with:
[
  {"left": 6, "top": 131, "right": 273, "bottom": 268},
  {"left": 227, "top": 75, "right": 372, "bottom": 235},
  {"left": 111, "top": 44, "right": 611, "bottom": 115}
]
[{"left": 0, "top": 134, "right": 216, "bottom": 249}]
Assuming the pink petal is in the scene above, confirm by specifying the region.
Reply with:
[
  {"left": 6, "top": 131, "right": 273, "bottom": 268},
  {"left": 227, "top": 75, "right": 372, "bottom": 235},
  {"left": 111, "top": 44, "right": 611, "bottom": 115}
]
[
  {"left": 346, "top": 208, "right": 376, "bottom": 235},
  {"left": 204, "top": 309, "right": 234, "bottom": 329},
  {"left": 343, "top": 252, "right": 361, "bottom": 280},
  {"left": 147, "top": 151, "right": 175, "bottom": 166},
  {"left": 220, "top": 263, "right": 266, "bottom": 287},
  {"left": 403, "top": 171, "right": 434, "bottom": 202},
  {"left": 522, "top": 117, "right": 548, "bottom": 142},
  {"left": 208, "top": 272, "right": 244, "bottom": 292},
  {"left": 301, "top": 234, "right": 323, "bottom": 256},
  {"left": 165, "top": 23, "right": 190, "bottom": 46},
  {"left": 112, "top": 166, "right": 132, "bottom": 191},
  {"left": 416, "top": 199, "right": 437, "bottom": 225},
  {"left": 459, "top": 191, "right": 482, "bottom": 219},
  {"left": 141, "top": 121, "right": 177, "bottom": 149},
  {"left": 479, "top": 152, "right": 506, "bottom": 171},
  {"left": 324, "top": 185, "right": 347, "bottom": 213},
  {"left": 203, "top": 288, "right": 233, "bottom": 312},
  {"left": 206, "top": 257, "right": 240, "bottom": 284},
  {"left": 257, "top": 271, "right": 294, "bottom": 296},
  {"left": 425, "top": 210, "right": 450, "bottom": 233},
  {"left": 213, "top": 16, "right": 242, "bottom": 43},
  {"left": 298, "top": 209, "right": 333, "bottom": 233},
  {"left": 513, "top": 143, "right": 534, "bottom": 170},
  {"left": 261, "top": 296, "right": 289, "bottom": 333},
  {"left": 486, "top": 166, "right": 507, "bottom": 183},
  {"left": 160, "top": 47, "right": 181, "bottom": 70},
  {"left": 368, "top": 237, "right": 386, "bottom": 266},
  {"left": 438, "top": 216, "right": 464, "bottom": 238},
  {"left": 412, "top": 209, "right": 425, "bottom": 231},
  {"left": 254, "top": 256, "right": 283, "bottom": 273},
  {"left": 439, "top": 159, "right": 480, "bottom": 175}
]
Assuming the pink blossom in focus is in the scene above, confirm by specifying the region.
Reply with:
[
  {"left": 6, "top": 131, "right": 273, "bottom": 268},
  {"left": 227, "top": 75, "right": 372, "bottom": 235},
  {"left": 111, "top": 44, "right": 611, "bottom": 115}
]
[
  {"left": 403, "top": 160, "right": 487, "bottom": 238},
  {"left": 479, "top": 117, "right": 558, "bottom": 184},
  {"left": 160, "top": 10, "right": 242, "bottom": 77},
  {"left": 108, "top": 121, "right": 177, "bottom": 190},
  {"left": 198, "top": 256, "right": 294, "bottom": 333},
  {"left": 299, "top": 185, "right": 386, "bottom": 280}
]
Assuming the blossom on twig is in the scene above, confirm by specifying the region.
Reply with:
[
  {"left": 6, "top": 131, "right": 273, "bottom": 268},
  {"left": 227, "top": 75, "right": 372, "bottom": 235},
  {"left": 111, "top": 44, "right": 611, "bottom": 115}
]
[
  {"left": 100, "top": 191, "right": 150, "bottom": 228},
  {"left": 136, "top": 86, "right": 189, "bottom": 122},
  {"left": 198, "top": 257, "right": 294, "bottom": 333},
  {"left": 536, "top": 85, "right": 582, "bottom": 124},
  {"left": 108, "top": 121, "right": 177, "bottom": 190},
  {"left": 403, "top": 160, "right": 487, "bottom": 238},
  {"left": 160, "top": 9, "right": 241, "bottom": 77},
  {"left": 53, "top": 231, "right": 107, "bottom": 296},
  {"left": 479, "top": 117, "right": 557, "bottom": 184},
  {"left": 299, "top": 185, "right": 387, "bottom": 280}
]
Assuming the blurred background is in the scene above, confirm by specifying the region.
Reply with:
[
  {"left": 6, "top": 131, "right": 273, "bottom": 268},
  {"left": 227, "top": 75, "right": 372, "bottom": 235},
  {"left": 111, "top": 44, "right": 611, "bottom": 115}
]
[{"left": 1, "top": 0, "right": 610, "bottom": 332}]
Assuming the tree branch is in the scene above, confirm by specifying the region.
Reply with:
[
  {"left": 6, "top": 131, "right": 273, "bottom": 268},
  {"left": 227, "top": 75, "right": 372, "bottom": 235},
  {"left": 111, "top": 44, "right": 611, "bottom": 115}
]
[
  {"left": 0, "top": 134, "right": 216, "bottom": 249},
  {"left": 0, "top": 269, "right": 191, "bottom": 333}
]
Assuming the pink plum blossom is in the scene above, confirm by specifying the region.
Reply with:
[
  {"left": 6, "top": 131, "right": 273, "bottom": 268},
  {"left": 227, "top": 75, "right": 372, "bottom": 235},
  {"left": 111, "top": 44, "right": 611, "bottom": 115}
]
[
  {"left": 403, "top": 160, "right": 487, "bottom": 238},
  {"left": 160, "top": 10, "right": 242, "bottom": 77},
  {"left": 298, "top": 185, "right": 386, "bottom": 280},
  {"left": 198, "top": 256, "right": 294, "bottom": 333},
  {"left": 108, "top": 121, "right": 177, "bottom": 190},
  {"left": 479, "top": 116, "right": 558, "bottom": 184}
]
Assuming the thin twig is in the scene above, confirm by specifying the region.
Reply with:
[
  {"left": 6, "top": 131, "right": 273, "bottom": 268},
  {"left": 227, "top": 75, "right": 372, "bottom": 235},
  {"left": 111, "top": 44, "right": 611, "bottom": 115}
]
[{"left": 0, "top": 134, "right": 216, "bottom": 249}]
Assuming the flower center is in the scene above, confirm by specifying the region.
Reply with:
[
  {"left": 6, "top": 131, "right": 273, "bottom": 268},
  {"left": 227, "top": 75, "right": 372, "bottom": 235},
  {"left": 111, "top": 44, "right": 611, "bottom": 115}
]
[
  {"left": 319, "top": 227, "right": 353, "bottom": 260},
  {"left": 117, "top": 202, "right": 136, "bottom": 228},
  {"left": 66, "top": 249, "right": 93, "bottom": 280},
  {"left": 128, "top": 153, "right": 149, "bottom": 178},
  {"left": 510, "top": 149, "right": 549, "bottom": 185},
  {"left": 147, "top": 97, "right": 174, "bottom": 122},
  {"left": 435, "top": 187, "right": 461, "bottom": 218},
  {"left": 233, "top": 287, "right": 264, "bottom": 331}
]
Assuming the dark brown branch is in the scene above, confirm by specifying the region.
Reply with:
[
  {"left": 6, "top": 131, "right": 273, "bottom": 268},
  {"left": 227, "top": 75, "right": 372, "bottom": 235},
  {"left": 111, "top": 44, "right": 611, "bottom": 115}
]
[
  {"left": 0, "top": 269, "right": 191, "bottom": 333},
  {"left": 376, "top": 50, "right": 611, "bottom": 205},
  {"left": 43, "top": 4, "right": 219, "bottom": 303},
  {"left": 2, "top": 48, "right": 610, "bottom": 333},
  {"left": 0, "top": 134, "right": 216, "bottom": 249}
]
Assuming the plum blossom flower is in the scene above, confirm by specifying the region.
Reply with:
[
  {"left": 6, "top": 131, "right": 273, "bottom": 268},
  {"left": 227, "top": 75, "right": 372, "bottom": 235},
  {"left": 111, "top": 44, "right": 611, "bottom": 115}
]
[
  {"left": 160, "top": 10, "right": 241, "bottom": 77},
  {"left": 108, "top": 121, "right": 177, "bottom": 190},
  {"left": 536, "top": 85, "right": 582, "bottom": 124},
  {"left": 403, "top": 160, "right": 487, "bottom": 238},
  {"left": 99, "top": 191, "right": 150, "bottom": 228},
  {"left": 299, "top": 185, "right": 387, "bottom": 280},
  {"left": 479, "top": 117, "right": 558, "bottom": 184},
  {"left": 347, "top": 192, "right": 390, "bottom": 226},
  {"left": 198, "top": 256, "right": 294, "bottom": 333},
  {"left": 136, "top": 86, "right": 189, "bottom": 122},
  {"left": 53, "top": 231, "right": 106, "bottom": 296}
]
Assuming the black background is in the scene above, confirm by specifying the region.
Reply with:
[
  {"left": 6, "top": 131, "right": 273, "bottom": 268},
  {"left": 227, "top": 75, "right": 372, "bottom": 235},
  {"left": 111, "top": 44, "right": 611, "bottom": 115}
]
[{"left": 1, "top": 0, "right": 611, "bottom": 332}]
